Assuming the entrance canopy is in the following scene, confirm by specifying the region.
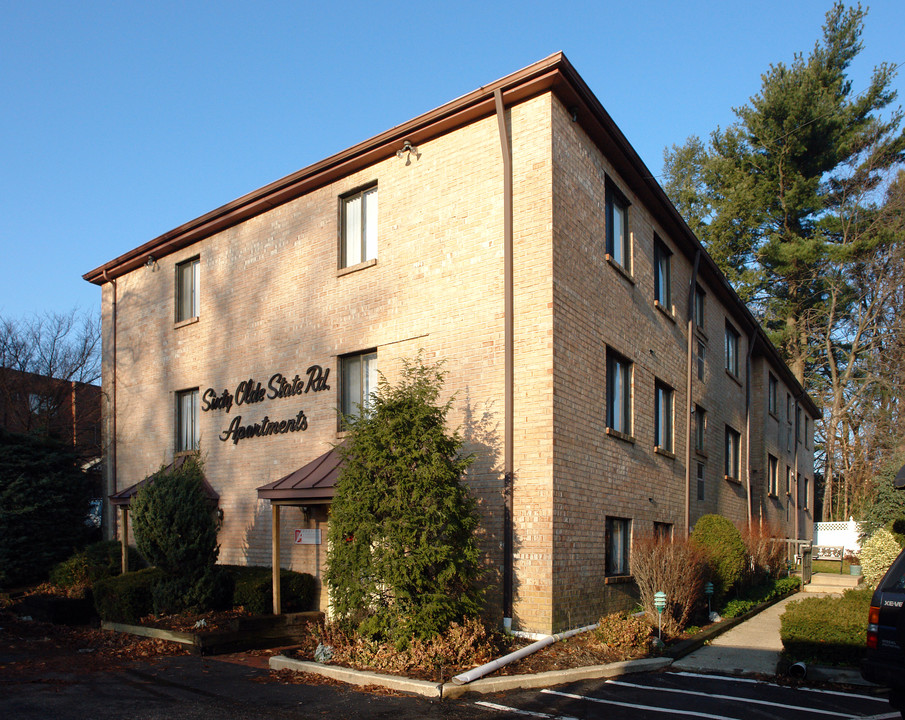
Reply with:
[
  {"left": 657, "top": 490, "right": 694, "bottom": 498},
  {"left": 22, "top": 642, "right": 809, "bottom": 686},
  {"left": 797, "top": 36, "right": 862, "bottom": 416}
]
[
  {"left": 256, "top": 445, "right": 343, "bottom": 504},
  {"left": 109, "top": 454, "right": 220, "bottom": 507}
]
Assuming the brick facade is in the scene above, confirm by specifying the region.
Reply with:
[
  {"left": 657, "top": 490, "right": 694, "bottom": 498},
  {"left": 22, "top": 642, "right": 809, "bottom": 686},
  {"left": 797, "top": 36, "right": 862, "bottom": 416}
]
[{"left": 86, "top": 54, "right": 816, "bottom": 634}]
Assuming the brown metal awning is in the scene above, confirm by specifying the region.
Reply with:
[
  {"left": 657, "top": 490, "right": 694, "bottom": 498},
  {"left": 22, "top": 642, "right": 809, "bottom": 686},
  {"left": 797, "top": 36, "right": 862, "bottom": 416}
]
[
  {"left": 109, "top": 455, "right": 220, "bottom": 507},
  {"left": 256, "top": 445, "right": 344, "bottom": 504}
]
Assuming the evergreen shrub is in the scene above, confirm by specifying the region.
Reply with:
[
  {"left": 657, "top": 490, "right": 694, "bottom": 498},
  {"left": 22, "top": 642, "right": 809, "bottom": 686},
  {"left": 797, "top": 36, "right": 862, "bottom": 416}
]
[
  {"left": 93, "top": 567, "right": 164, "bottom": 623},
  {"left": 0, "top": 429, "right": 93, "bottom": 588},
  {"left": 690, "top": 514, "right": 747, "bottom": 603},
  {"left": 593, "top": 612, "right": 652, "bottom": 652},
  {"left": 131, "top": 454, "right": 222, "bottom": 613},
  {"left": 861, "top": 528, "right": 903, "bottom": 587},
  {"left": 325, "top": 355, "right": 482, "bottom": 647}
]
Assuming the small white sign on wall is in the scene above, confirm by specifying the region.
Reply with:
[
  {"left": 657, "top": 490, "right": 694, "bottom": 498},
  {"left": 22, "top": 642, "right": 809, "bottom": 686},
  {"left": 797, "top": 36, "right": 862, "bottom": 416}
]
[{"left": 294, "top": 528, "right": 321, "bottom": 545}]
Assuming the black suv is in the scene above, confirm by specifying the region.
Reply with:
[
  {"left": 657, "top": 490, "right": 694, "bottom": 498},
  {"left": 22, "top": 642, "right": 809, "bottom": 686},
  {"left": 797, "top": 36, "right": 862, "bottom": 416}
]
[{"left": 862, "top": 546, "right": 905, "bottom": 718}]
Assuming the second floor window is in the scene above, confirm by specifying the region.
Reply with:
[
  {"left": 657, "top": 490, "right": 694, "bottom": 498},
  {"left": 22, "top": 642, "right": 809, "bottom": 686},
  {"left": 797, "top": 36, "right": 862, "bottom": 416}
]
[
  {"left": 176, "top": 257, "right": 200, "bottom": 322},
  {"left": 768, "top": 373, "right": 778, "bottom": 415},
  {"left": 606, "top": 348, "right": 632, "bottom": 435},
  {"left": 768, "top": 454, "right": 778, "bottom": 496},
  {"left": 694, "top": 405, "right": 706, "bottom": 453},
  {"left": 725, "top": 426, "right": 740, "bottom": 480},
  {"left": 176, "top": 388, "right": 199, "bottom": 453},
  {"left": 655, "top": 380, "right": 674, "bottom": 452},
  {"left": 694, "top": 285, "right": 705, "bottom": 329},
  {"left": 341, "top": 186, "right": 378, "bottom": 267}
]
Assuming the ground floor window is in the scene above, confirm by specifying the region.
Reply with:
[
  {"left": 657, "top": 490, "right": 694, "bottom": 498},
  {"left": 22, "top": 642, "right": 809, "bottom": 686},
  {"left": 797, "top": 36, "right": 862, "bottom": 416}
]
[
  {"left": 340, "top": 350, "right": 378, "bottom": 427},
  {"left": 176, "top": 388, "right": 199, "bottom": 452},
  {"left": 654, "top": 522, "right": 673, "bottom": 541},
  {"left": 696, "top": 462, "right": 705, "bottom": 500},
  {"left": 606, "top": 516, "right": 632, "bottom": 576}
]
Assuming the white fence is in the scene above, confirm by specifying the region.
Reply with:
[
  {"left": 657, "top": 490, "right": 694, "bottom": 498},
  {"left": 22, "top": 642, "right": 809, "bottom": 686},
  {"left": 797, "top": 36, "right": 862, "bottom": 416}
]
[{"left": 813, "top": 518, "right": 862, "bottom": 555}]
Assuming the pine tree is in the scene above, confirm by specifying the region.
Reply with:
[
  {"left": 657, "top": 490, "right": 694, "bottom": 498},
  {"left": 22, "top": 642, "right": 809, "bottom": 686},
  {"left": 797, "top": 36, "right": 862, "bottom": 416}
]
[{"left": 325, "top": 355, "right": 482, "bottom": 646}]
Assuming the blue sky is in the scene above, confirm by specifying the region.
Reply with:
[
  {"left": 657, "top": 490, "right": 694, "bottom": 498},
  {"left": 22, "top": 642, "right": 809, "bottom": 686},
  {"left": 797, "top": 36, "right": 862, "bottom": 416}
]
[{"left": 2, "top": 0, "right": 903, "bottom": 320}]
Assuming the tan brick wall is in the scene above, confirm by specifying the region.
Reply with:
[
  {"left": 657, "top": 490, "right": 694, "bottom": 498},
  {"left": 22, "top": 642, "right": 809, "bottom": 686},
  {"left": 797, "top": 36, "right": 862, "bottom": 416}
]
[{"left": 100, "top": 88, "right": 814, "bottom": 635}]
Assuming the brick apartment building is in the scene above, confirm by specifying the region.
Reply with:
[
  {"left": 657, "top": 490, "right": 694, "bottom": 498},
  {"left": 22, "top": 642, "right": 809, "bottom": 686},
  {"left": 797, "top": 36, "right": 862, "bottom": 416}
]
[{"left": 83, "top": 53, "right": 817, "bottom": 634}]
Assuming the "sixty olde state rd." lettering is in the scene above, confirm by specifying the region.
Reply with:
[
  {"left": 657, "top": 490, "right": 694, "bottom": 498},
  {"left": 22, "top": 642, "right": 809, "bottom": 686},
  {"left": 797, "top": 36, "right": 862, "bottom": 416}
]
[{"left": 200, "top": 364, "right": 329, "bottom": 444}]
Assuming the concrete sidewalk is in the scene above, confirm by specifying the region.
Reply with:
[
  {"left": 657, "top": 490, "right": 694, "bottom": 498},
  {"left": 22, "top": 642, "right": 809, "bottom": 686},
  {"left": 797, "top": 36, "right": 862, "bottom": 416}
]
[{"left": 672, "top": 592, "right": 868, "bottom": 685}]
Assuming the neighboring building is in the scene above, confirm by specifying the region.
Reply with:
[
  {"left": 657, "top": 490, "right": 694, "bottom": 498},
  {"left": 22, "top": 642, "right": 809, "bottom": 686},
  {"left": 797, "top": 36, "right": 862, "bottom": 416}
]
[
  {"left": 0, "top": 366, "right": 102, "bottom": 459},
  {"left": 83, "top": 53, "right": 818, "bottom": 634}
]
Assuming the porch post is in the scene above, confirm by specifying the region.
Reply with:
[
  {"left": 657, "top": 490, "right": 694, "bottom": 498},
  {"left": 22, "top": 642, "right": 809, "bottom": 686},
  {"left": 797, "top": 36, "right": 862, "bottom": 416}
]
[
  {"left": 272, "top": 503, "right": 282, "bottom": 615},
  {"left": 120, "top": 506, "right": 129, "bottom": 574}
]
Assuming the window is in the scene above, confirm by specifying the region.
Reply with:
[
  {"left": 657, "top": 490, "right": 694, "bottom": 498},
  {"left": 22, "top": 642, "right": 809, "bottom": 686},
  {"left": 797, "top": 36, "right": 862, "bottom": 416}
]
[
  {"left": 340, "top": 350, "right": 378, "bottom": 426},
  {"left": 768, "top": 373, "right": 778, "bottom": 416},
  {"left": 606, "top": 182, "right": 631, "bottom": 272},
  {"left": 176, "top": 388, "right": 199, "bottom": 453},
  {"left": 697, "top": 340, "right": 706, "bottom": 381},
  {"left": 28, "top": 393, "right": 52, "bottom": 416},
  {"left": 724, "top": 426, "right": 740, "bottom": 480},
  {"left": 785, "top": 465, "right": 792, "bottom": 495},
  {"left": 805, "top": 417, "right": 811, "bottom": 449},
  {"left": 724, "top": 323, "right": 740, "bottom": 376},
  {"left": 786, "top": 394, "right": 793, "bottom": 451},
  {"left": 694, "top": 285, "right": 705, "bottom": 329},
  {"left": 694, "top": 405, "right": 706, "bottom": 453},
  {"left": 802, "top": 475, "right": 810, "bottom": 510},
  {"left": 176, "top": 257, "right": 200, "bottom": 322},
  {"left": 341, "top": 185, "right": 378, "bottom": 267},
  {"left": 654, "top": 237, "right": 671, "bottom": 309},
  {"left": 696, "top": 462, "right": 705, "bottom": 501},
  {"left": 655, "top": 380, "right": 674, "bottom": 452},
  {"left": 795, "top": 405, "right": 802, "bottom": 444},
  {"left": 654, "top": 522, "right": 673, "bottom": 541},
  {"left": 606, "top": 517, "right": 631, "bottom": 576},
  {"left": 768, "top": 454, "right": 778, "bottom": 496},
  {"left": 606, "top": 348, "right": 632, "bottom": 436}
]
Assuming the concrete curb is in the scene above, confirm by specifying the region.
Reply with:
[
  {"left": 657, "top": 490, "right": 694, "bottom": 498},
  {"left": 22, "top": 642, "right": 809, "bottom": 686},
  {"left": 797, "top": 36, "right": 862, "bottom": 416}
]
[{"left": 269, "top": 656, "right": 445, "bottom": 698}]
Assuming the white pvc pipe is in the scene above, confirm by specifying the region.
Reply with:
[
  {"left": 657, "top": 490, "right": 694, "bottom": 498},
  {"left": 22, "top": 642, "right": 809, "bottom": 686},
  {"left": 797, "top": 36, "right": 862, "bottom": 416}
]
[{"left": 451, "top": 623, "right": 599, "bottom": 685}]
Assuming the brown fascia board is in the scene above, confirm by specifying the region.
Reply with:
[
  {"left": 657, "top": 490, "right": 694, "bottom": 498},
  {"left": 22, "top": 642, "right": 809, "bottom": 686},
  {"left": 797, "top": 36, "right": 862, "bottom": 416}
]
[
  {"left": 82, "top": 53, "right": 568, "bottom": 285},
  {"left": 82, "top": 51, "right": 816, "bottom": 416}
]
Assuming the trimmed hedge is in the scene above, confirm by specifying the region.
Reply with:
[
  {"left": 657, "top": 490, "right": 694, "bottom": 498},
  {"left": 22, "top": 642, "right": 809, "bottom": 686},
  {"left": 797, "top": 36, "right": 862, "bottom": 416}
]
[
  {"left": 722, "top": 576, "right": 800, "bottom": 618},
  {"left": 50, "top": 540, "right": 143, "bottom": 589},
  {"left": 93, "top": 565, "right": 316, "bottom": 623},
  {"left": 227, "top": 565, "right": 316, "bottom": 615},
  {"left": 780, "top": 586, "right": 871, "bottom": 666},
  {"left": 691, "top": 514, "right": 747, "bottom": 604},
  {"left": 93, "top": 567, "right": 164, "bottom": 624}
]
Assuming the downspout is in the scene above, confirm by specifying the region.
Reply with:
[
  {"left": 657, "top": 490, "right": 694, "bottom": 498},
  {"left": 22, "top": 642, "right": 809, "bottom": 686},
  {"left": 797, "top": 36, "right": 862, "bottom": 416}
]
[
  {"left": 745, "top": 332, "right": 756, "bottom": 528},
  {"left": 684, "top": 251, "right": 700, "bottom": 539},
  {"left": 102, "top": 270, "right": 120, "bottom": 566},
  {"left": 494, "top": 88, "right": 514, "bottom": 628}
]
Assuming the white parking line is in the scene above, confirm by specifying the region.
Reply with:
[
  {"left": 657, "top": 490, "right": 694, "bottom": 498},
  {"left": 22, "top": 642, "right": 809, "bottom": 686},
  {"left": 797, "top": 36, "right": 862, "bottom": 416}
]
[
  {"left": 670, "top": 670, "right": 888, "bottom": 703},
  {"left": 542, "top": 689, "right": 741, "bottom": 719},
  {"left": 603, "top": 679, "right": 854, "bottom": 717},
  {"left": 475, "top": 700, "right": 579, "bottom": 720},
  {"left": 848, "top": 713, "right": 900, "bottom": 720}
]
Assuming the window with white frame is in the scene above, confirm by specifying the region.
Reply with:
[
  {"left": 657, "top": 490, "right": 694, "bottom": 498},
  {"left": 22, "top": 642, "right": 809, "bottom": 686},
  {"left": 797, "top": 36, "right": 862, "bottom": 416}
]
[
  {"left": 176, "top": 257, "right": 200, "bottom": 322},
  {"left": 654, "top": 237, "right": 671, "bottom": 309},
  {"left": 606, "top": 348, "right": 632, "bottom": 436},
  {"left": 606, "top": 182, "right": 631, "bottom": 272},
  {"left": 725, "top": 322, "right": 740, "bottom": 376},
  {"left": 176, "top": 388, "right": 199, "bottom": 453},
  {"left": 655, "top": 379, "right": 674, "bottom": 452},
  {"left": 606, "top": 516, "right": 632, "bottom": 576},
  {"left": 341, "top": 186, "right": 378, "bottom": 268},
  {"left": 340, "top": 350, "right": 378, "bottom": 427},
  {"left": 725, "top": 426, "right": 741, "bottom": 480},
  {"left": 768, "top": 454, "right": 778, "bottom": 496}
]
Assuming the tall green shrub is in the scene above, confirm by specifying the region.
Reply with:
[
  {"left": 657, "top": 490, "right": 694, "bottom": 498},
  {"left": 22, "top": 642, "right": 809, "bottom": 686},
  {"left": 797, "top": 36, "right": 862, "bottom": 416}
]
[
  {"left": 325, "top": 355, "right": 482, "bottom": 646},
  {"left": 0, "top": 429, "right": 93, "bottom": 588},
  {"left": 690, "top": 514, "right": 747, "bottom": 604},
  {"left": 131, "top": 454, "right": 226, "bottom": 613}
]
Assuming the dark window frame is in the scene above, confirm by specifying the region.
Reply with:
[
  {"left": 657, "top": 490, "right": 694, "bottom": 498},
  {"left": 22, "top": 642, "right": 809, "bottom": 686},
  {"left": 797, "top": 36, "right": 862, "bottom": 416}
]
[
  {"left": 175, "top": 256, "right": 200, "bottom": 323},
  {"left": 654, "top": 236, "right": 672, "bottom": 309},
  {"left": 606, "top": 347, "right": 632, "bottom": 436},
  {"left": 605, "top": 180, "right": 631, "bottom": 273},
  {"left": 176, "top": 387, "right": 199, "bottom": 453},
  {"left": 605, "top": 516, "right": 632, "bottom": 576},
  {"left": 340, "top": 184, "right": 378, "bottom": 269},
  {"left": 655, "top": 379, "right": 674, "bottom": 452},
  {"left": 339, "top": 349, "right": 378, "bottom": 430}
]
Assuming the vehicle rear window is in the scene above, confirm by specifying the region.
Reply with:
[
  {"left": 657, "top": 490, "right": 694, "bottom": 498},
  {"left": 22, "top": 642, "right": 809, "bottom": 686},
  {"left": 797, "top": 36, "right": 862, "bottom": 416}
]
[{"left": 881, "top": 550, "right": 905, "bottom": 591}]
